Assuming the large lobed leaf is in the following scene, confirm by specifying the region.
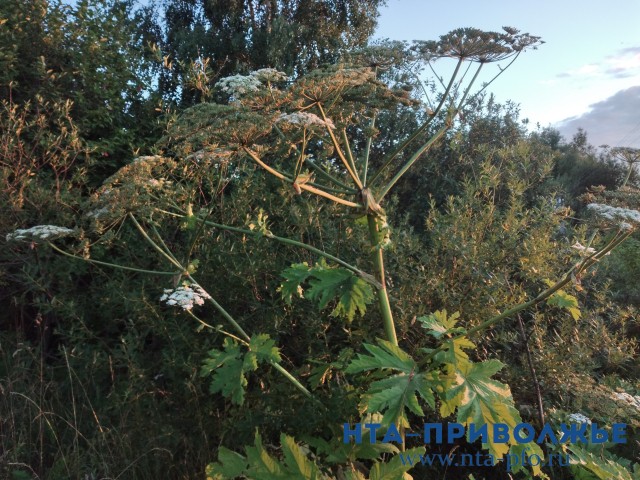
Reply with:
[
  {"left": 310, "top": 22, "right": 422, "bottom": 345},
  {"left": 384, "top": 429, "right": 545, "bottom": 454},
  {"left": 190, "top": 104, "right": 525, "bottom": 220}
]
[
  {"left": 200, "top": 334, "right": 281, "bottom": 406},
  {"left": 280, "top": 260, "right": 374, "bottom": 321},
  {"left": 346, "top": 340, "right": 436, "bottom": 427}
]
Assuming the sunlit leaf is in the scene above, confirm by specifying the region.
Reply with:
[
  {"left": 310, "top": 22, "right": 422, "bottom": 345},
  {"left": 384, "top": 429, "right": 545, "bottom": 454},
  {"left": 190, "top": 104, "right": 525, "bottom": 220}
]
[{"left": 347, "top": 340, "right": 436, "bottom": 426}]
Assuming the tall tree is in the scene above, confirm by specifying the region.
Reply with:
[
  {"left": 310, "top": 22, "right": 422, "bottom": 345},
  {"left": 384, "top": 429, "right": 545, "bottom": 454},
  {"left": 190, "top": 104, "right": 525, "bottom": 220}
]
[
  {"left": 159, "top": 0, "right": 386, "bottom": 104},
  {"left": 0, "top": 0, "right": 162, "bottom": 181}
]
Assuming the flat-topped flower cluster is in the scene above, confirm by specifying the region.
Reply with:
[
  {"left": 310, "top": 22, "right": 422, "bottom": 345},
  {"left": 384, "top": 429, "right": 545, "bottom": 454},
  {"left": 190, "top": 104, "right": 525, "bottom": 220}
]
[
  {"left": 7, "top": 225, "right": 74, "bottom": 243},
  {"left": 160, "top": 285, "right": 212, "bottom": 311},
  {"left": 587, "top": 203, "right": 640, "bottom": 230}
]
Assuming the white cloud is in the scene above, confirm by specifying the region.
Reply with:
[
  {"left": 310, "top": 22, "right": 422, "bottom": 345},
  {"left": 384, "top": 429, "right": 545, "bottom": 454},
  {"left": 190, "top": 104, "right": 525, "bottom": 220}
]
[{"left": 556, "top": 47, "right": 640, "bottom": 81}]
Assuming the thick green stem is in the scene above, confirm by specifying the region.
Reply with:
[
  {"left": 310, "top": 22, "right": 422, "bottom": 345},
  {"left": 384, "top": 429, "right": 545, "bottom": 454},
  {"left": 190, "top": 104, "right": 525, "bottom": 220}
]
[
  {"left": 362, "top": 114, "right": 376, "bottom": 185},
  {"left": 622, "top": 162, "right": 634, "bottom": 188},
  {"left": 367, "top": 214, "right": 398, "bottom": 345}
]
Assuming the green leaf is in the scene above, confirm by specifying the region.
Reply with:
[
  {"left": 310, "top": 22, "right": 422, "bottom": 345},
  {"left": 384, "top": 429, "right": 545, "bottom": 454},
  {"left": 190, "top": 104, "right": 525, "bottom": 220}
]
[
  {"left": 201, "top": 334, "right": 281, "bottom": 406},
  {"left": 201, "top": 338, "right": 248, "bottom": 405},
  {"left": 245, "top": 432, "right": 283, "bottom": 478},
  {"left": 442, "top": 359, "right": 522, "bottom": 459},
  {"left": 419, "top": 309, "right": 464, "bottom": 338},
  {"left": 280, "top": 260, "right": 374, "bottom": 322},
  {"left": 547, "top": 289, "right": 581, "bottom": 320},
  {"left": 419, "top": 310, "right": 474, "bottom": 370},
  {"left": 346, "top": 340, "right": 436, "bottom": 426},
  {"left": 368, "top": 447, "right": 426, "bottom": 480},
  {"left": 509, "top": 443, "right": 547, "bottom": 478},
  {"left": 206, "top": 446, "right": 248, "bottom": 479},
  {"left": 568, "top": 443, "right": 635, "bottom": 480},
  {"left": 246, "top": 333, "right": 281, "bottom": 369},
  {"left": 280, "top": 434, "right": 320, "bottom": 479},
  {"left": 307, "top": 266, "right": 374, "bottom": 321},
  {"left": 279, "top": 262, "right": 312, "bottom": 304},
  {"left": 346, "top": 340, "right": 414, "bottom": 373}
]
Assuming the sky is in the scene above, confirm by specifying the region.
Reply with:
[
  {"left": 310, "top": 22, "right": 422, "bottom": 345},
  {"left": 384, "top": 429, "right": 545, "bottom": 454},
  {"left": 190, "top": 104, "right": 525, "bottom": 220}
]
[{"left": 374, "top": 0, "right": 640, "bottom": 148}]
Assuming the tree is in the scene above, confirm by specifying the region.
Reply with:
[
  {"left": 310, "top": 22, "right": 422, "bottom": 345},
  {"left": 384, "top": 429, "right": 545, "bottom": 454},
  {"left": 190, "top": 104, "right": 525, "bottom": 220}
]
[
  {"left": 158, "top": 0, "right": 386, "bottom": 105},
  {"left": 0, "top": 0, "right": 162, "bottom": 181}
]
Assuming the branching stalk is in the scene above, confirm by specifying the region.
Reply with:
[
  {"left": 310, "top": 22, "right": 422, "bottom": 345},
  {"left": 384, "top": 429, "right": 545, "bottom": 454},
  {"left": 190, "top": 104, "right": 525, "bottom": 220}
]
[
  {"left": 316, "top": 103, "right": 363, "bottom": 189},
  {"left": 368, "top": 57, "right": 464, "bottom": 188},
  {"left": 377, "top": 123, "right": 450, "bottom": 202},
  {"left": 362, "top": 114, "right": 376, "bottom": 184},
  {"left": 243, "top": 147, "right": 361, "bottom": 208},
  {"left": 128, "top": 214, "right": 315, "bottom": 399}
]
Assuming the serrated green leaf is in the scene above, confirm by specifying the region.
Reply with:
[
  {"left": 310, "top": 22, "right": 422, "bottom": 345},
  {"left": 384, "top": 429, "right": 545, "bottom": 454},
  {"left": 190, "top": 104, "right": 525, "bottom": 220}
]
[
  {"left": 367, "top": 373, "right": 435, "bottom": 426},
  {"left": 368, "top": 447, "right": 426, "bottom": 480},
  {"left": 279, "top": 262, "right": 312, "bottom": 304},
  {"left": 418, "top": 309, "right": 462, "bottom": 338},
  {"left": 442, "top": 359, "right": 522, "bottom": 459},
  {"left": 419, "top": 310, "right": 474, "bottom": 371},
  {"left": 281, "top": 434, "right": 320, "bottom": 479},
  {"left": 331, "top": 274, "right": 375, "bottom": 321},
  {"left": 346, "top": 340, "right": 436, "bottom": 426},
  {"left": 568, "top": 443, "right": 634, "bottom": 480},
  {"left": 509, "top": 443, "right": 547, "bottom": 478},
  {"left": 250, "top": 333, "right": 281, "bottom": 364},
  {"left": 436, "top": 337, "right": 475, "bottom": 370},
  {"left": 206, "top": 446, "right": 248, "bottom": 479},
  {"left": 245, "top": 432, "right": 283, "bottom": 478},
  {"left": 201, "top": 334, "right": 280, "bottom": 406},
  {"left": 201, "top": 338, "right": 248, "bottom": 405},
  {"left": 307, "top": 267, "right": 374, "bottom": 321},
  {"left": 280, "top": 261, "right": 374, "bottom": 321},
  {"left": 346, "top": 340, "right": 414, "bottom": 374},
  {"left": 547, "top": 289, "right": 581, "bottom": 320}
]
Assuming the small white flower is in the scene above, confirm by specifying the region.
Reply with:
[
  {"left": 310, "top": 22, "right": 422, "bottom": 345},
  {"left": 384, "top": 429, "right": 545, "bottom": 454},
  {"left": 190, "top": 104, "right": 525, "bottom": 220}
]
[
  {"left": 6, "top": 225, "right": 74, "bottom": 243},
  {"left": 571, "top": 242, "right": 610, "bottom": 257},
  {"left": 251, "top": 68, "right": 287, "bottom": 82},
  {"left": 215, "top": 74, "right": 262, "bottom": 97},
  {"left": 568, "top": 413, "right": 592, "bottom": 425},
  {"left": 160, "top": 285, "right": 211, "bottom": 311},
  {"left": 612, "top": 392, "right": 640, "bottom": 411},
  {"left": 587, "top": 203, "right": 640, "bottom": 226},
  {"left": 571, "top": 242, "right": 596, "bottom": 255},
  {"left": 277, "top": 112, "right": 335, "bottom": 129}
]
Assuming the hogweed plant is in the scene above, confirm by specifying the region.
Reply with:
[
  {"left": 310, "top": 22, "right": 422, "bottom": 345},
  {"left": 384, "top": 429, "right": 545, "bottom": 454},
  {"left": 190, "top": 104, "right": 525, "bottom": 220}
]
[{"left": 8, "top": 28, "right": 640, "bottom": 478}]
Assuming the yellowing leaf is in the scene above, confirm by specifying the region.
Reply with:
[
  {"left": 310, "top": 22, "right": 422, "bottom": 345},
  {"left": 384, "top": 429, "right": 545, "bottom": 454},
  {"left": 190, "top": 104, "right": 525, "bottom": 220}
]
[{"left": 443, "top": 359, "right": 523, "bottom": 459}]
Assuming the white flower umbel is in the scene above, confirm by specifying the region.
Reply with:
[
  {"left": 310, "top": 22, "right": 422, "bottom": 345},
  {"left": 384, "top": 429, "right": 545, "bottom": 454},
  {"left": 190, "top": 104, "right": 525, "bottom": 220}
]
[
  {"left": 251, "top": 68, "right": 287, "bottom": 83},
  {"left": 6, "top": 225, "right": 74, "bottom": 243},
  {"left": 568, "top": 413, "right": 592, "bottom": 425},
  {"left": 216, "top": 69, "right": 287, "bottom": 99},
  {"left": 612, "top": 392, "right": 640, "bottom": 412},
  {"left": 277, "top": 112, "right": 335, "bottom": 130},
  {"left": 216, "top": 74, "right": 262, "bottom": 97},
  {"left": 587, "top": 203, "right": 640, "bottom": 228},
  {"left": 160, "top": 285, "right": 211, "bottom": 311}
]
